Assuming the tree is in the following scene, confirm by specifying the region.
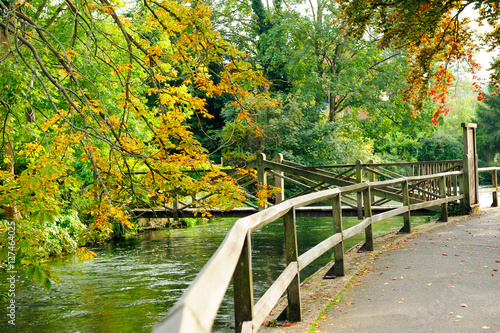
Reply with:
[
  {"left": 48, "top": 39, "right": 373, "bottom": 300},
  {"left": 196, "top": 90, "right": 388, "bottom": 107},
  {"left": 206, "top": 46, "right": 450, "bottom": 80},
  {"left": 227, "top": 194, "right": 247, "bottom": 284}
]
[
  {"left": 476, "top": 86, "right": 500, "bottom": 165},
  {"left": 0, "top": 0, "right": 269, "bottom": 288},
  {"left": 336, "top": 0, "right": 496, "bottom": 124}
]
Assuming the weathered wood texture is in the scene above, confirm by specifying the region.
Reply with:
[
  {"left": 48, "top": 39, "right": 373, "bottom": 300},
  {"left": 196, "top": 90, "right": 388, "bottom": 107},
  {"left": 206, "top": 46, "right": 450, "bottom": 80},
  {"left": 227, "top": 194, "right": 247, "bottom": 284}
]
[
  {"left": 154, "top": 170, "right": 475, "bottom": 333},
  {"left": 154, "top": 124, "right": 500, "bottom": 333}
]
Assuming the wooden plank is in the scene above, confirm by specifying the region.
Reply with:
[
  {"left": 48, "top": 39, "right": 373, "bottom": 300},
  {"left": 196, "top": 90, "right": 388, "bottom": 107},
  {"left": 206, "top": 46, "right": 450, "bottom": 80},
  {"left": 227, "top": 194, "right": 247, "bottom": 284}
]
[
  {"left": 440, "top": 176, "right": 448, "bottom": 222},
  {"left": 267, "top": 170, "right": 310, "bottom": 189},
  {"left": 478, "top": 167, "right": 500, "bottom": 172},
  {"left": 338, "top": 183, "right": 368, "bottom": 194},
  {"left": 256, "top": 153, "right": 267, "bottom": 210},
  {"left": 356, "top": 160, "right": 363, "bottom": 220},
  {"left": 333, "top": 195, "right": 344, "bottom": 277},
  {"left": 479, "top": 187, "right": 498, "bottom": 194},
  {"left": 371, "top": 206, "right": 409, "bottom": 223},
  {"left": 153, "top": 305, "right": 206, "bottom": 333},
  {"left": 410, "top": 195, "right": 464, "bottom": 210},
  {"left": 273, "top": 154, "right": 285, "bottom": 204},
  {"left": 493, "top": 170, "right": 498, "bottom": 207},
  {"left": 364, "top": 167, "right": 397, "bottom": 180},
  {"left": 252, "top": 263, "right": 298, "bottom": 332},
  {"left": 373, "top": 166, "right": 404, "bottom": 178},
  {"left": 406, "top": 171, "right": 462, "bottom": 182},
  {"left": 363, "top": 187, "right": 374, "bottom": 251},
  {"left": 402, "top": 179, "right": 411, "bottom": 233},
  {"left": 343, "top": 217, "right": 372, "bottom": 239},
  {"left": 241, "top": 321, "right": 252, "bottom": 333},
  {"left": 298, "top": 233, "right": 342, "bottom": 271},
  {"left": 368, "top": 178, "right": 404, "bottom": 188},
  {"left": 233, "top": 231, "right": 254, "bottom": 333},
  {"left": 287, "top": 188, "right": 341, "bottom": 209},
  {"left": 366, "top": 160, "right": 462, "bottom": 167},
  {"left": 283, "top": 208, "right": 301, "bottom": 322}
]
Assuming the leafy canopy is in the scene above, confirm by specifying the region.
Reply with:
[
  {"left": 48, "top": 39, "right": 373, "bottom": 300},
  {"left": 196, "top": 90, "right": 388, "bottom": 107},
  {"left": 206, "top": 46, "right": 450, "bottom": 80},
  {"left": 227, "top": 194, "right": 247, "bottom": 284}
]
[
  {"left": 337, "top": 0, "right": 498, "bottom": 124},
  {"left": 0, "top": 0, "right": 270, "bottom": 287}
]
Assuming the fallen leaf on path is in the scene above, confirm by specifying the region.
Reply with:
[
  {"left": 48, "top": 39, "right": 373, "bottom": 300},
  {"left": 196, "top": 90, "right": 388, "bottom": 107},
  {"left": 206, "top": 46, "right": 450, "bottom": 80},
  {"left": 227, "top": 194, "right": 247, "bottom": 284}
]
[
  {"left": 280, "top": 323, "right": 295, "bottom": 327},
  {"left": 461, "top": 304, "right": 468, "bottom": 308}
]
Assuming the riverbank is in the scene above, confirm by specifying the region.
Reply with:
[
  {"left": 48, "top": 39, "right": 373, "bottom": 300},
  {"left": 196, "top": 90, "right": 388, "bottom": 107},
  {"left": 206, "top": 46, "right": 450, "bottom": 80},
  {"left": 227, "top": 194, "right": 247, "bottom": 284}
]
[{"left": 258, "top": 210, "right": 487, "bottom": 332}]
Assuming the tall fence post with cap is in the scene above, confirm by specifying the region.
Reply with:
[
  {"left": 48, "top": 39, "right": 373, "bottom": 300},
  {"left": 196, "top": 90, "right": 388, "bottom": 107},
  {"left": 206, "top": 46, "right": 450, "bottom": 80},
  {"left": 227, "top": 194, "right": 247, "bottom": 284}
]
[
  {"left": 274, "top": 153, "right": 285, "bottom": 204},
  {"left": 257, "top": 153, "right": 267, "bottom": 210},
  {"left": 462, "top": 123, "right": 479, "bottom": 213}
]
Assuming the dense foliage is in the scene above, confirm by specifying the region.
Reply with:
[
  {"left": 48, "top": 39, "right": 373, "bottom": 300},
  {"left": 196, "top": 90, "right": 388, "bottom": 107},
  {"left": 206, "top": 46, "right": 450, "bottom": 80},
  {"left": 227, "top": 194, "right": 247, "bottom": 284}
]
[
  {"left": 0, "top": 0, "right": 270, "bottom": 288},
  {"left": 0, "top": 0, "right": 495, "bottom": 291},
  {"left": 337, "top": 0, "right": 497, "bottom": 123}
]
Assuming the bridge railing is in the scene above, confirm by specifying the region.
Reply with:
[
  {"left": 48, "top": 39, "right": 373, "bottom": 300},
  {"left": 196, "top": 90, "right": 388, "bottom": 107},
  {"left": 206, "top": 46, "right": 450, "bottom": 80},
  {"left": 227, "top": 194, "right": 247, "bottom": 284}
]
[
  {"left": 478, "top": 167, "right": 500, "bottom": 207},
  {"left": 262, "top": 154, "right": 463, "bottom": 208},
  {"left": 153, "top": 170, "right": 464, "bottom": 333}
]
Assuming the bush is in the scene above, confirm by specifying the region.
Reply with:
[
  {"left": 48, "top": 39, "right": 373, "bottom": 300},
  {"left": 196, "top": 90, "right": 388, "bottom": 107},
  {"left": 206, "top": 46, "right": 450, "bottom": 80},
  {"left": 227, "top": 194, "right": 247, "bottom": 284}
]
[{"left": 418, "top": 134, "right": 462, "bottom": 161}]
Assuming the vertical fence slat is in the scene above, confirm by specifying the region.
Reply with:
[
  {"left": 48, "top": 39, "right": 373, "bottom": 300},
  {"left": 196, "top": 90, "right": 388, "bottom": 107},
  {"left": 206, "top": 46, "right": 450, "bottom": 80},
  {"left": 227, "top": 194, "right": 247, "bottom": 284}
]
[
  {"left": 332, "top": 194, "right": 344, "bottom": 277},
  {"left": 356, "top": 160, "right": 363, "bottom": 220},
  {"left": 368, "top": 160, "right": 375, "bottom": 203},
  {"left": 274, "top": 154, "right": 285, "bottom": 204},
  {"left": 363, "top": 186, "right": 374, "bottom": 251},
  {"left": 233, "top": 231, "right": 254, "bottom": 333},
  {"left": 402, "top": 179, "right": 411, "bottom": 233},
  {"left": 440, "top": 176, "right": 448, "bottom": 222},
  {"left": 492, "top": 169, "right": 499, "bottom": 207},
  {"left": 257, "top": 153, "right": 267, "bottom": 210},
  {"left": 283, "top": 207, "right": 301, "bottom": 322}
]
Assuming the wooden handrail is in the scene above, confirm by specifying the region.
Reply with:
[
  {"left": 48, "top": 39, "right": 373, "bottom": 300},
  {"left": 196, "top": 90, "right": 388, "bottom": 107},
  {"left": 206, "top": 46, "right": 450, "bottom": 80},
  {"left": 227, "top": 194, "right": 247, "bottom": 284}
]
[
  {"left": 478, "top": 167, "right": 500, "bottom": 207},
  {"left": 153, "top": 168, "right": 472, "bottom": 333}
]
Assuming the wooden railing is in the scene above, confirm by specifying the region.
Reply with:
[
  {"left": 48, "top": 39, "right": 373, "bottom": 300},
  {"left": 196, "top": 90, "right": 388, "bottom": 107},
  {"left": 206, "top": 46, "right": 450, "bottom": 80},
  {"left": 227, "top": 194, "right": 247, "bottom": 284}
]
[
  {"left": 478, "top": 167, "right": 500, "bottom": 207},
  {"left": 153, "top": 170, "right": 465, "bottom": 333},
  {"left": 263, "top": 154, "right": 463, "bottom": 207}
]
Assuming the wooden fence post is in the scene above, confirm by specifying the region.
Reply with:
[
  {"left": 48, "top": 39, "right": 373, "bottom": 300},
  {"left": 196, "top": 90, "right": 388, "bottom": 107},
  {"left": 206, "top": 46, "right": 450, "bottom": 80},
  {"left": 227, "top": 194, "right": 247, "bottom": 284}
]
[
  {"left": 356, "top": 160, "right": 363, "bottom": 219},
  {"left": 402, "top": 178, "right": 411, "bottom": 233},
  {"left": 332, "top": 194, "right": 344, "bottom": 277},
  {"left": 462, "top": 123, "right": 479, "bottom": 213},
  {"left": 257, "top": 153, "right": 267, "bottom": 210},
  {"left": 233, "top": 231, "right": 254, "bottom": 333},
  {"left": 439, "top": 176, "right": 448, "bottom": 222},
  {"left": 274, "top": 154, "right": 285, "bottom": 204},
  {"left": 363, "top": 185, "right": 374, "bottom": 251},
  {"left": 173, "top": 194, "right": 179, "bottom": 224},
  {"left": 368, "top": 160, "right": 375, "bottom": 203},
  {"left": 283, "top": 207, "right": 301, "bottom": 322},
  {"left": 492, "top": 169, "right": 498, "bottom": 207}
]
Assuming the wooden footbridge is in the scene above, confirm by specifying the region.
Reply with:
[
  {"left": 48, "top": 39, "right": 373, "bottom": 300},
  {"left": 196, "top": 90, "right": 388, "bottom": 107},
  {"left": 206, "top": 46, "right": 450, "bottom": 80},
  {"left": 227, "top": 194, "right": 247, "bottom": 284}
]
[
  {"left": 152, "top": 123, "right": 500, "bottom": 333},
  {"left": 134, "top": 150, "right": 464, "bottom": 220}
]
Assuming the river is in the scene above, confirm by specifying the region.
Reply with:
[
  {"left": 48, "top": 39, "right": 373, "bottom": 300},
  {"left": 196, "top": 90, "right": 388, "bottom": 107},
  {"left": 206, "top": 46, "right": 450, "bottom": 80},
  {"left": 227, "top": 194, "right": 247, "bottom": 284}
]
[{"left": 0, "top": 213, "right": 440, "bottom": 332}]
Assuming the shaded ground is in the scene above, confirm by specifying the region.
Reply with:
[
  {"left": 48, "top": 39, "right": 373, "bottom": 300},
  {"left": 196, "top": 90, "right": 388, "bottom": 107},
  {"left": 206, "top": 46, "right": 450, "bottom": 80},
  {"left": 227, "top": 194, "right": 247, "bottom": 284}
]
[{"left": 258, "top": 208, "right": 500, "bottom": 333}]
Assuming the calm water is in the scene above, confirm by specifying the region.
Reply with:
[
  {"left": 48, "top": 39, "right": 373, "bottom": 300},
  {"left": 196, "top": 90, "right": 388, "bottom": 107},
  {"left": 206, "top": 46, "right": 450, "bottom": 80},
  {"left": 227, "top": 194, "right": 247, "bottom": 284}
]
[{"left": 1, "top": 215, "right": 432, "bottom": 332}]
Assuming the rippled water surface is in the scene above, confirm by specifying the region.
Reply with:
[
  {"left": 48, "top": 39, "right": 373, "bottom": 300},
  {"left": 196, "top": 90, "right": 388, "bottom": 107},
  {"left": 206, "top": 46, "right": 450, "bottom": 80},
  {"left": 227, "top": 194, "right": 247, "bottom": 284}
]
[{"left": 1, "top": 215, "right": 434, "bottom": 332}]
